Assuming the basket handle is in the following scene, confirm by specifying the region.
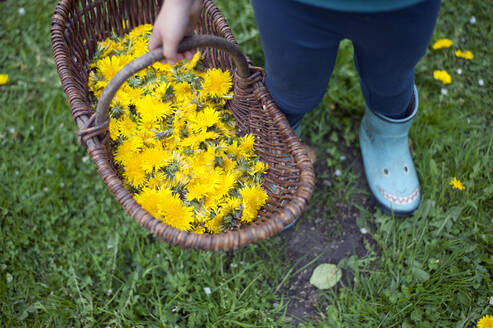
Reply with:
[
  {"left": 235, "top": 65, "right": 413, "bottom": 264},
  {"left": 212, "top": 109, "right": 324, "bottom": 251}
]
[{"left": 95, "top": 34, "right": 250, "bottom": 125}]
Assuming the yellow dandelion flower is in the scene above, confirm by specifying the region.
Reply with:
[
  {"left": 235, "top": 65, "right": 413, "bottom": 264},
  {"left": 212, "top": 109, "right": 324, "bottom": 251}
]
[
  {"left": 109, "top": 118, "right": 121, "bottom": 140},
  {"left": 202, "top": 68, "right": 232, "bottom": 97},
  {"left": 455, "top": 49, "right": 474, "bottom": 60},
  {"left": 239, "top": 185, "right": 268, "bottom": 223},
  {"left": 129, "top": 37, "right": 149, "bottom": 58},
  {"left": 157, "top": 189, "right": 195, "bottom": 231},
  {"left": 204, "top": 213, "right": 224, "bottom": 234},
  {"left": 123, "top": 154, "right": 147, "bottom": 188},
  {"left": 193, "top": 106, "right": 221, "bottom": 132},
  {"left": 222, "top": 155, "right": 237, "bottom": 172},
  {"left": 134, "top": 187, "right": 163, "bottom": 218},
  {"left": 97, "top": 55, "right": 131, "bottom": 81},
  {"left": 239, "top": 134, "right": 255, "bottom": 155},
  {"left": 250, "top": 161, "right": 269, "bottom": 175},
  {"left": 174, "top": 82, "right": 193, "bottom": 104},
  {"left": 477, "top": 315, "right": 493, "bottom": 328},
  {"left": 224, "top": 197, "right": 242, "bottom": 213},
  {"left": 136, "top": 94, "right": 174, "bottom": 121},
  {"left": 215, "top": 171, "right": 238, "bottom": 198},
  {"left": 152, "top": 61, "right": 173, "bottom": 74},
  {"left": 449, "top": 177, "right": 465, "bottom": 190},
  {"left": 227, "top": 140, "right": 242, "bottom": 158},
  {"left": 0, "top": 74, "right": 9, "bottom": 85},
  {"left": 128, "top": 24, "right": 153, "bottom": 39},
  {"left": 95, "top": 38, "right": 124, "bottom": 59},
  {"left": 140, "top": 146, "right": 172, "bottom": 173},
  {"left": 186, "top": 167, "right": 221, "bottom": 201},
  {"left": 432, "top": 38, "right": 453, "bottom": 50},
  {"left": 185, "top": 51, "right": 202, "bottom": 70},
  {"left": 433, "top": 70, "right": 452, "bottom": 84},
  {"left": 118, "top": 115, "right": 138, "bottom": 138},
  {"left": 114, "top": 137, "right": 140, "bottom": 165},
  {"left": 147, "top": 172, "right": 166, "bottom": 190},
  {"left": 111, "top": 88, "right": 132, "bottom": 109}
]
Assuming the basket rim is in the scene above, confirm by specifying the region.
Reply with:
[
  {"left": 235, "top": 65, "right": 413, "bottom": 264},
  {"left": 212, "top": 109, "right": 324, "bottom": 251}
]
[{"left": 50, "top": 0, "right": 315, "bottom": 250}]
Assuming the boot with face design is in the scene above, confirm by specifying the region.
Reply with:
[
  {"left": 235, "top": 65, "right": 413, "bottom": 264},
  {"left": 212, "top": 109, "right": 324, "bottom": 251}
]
[{"left": 359, "top": 86, "right": 421, "bottom": 216}]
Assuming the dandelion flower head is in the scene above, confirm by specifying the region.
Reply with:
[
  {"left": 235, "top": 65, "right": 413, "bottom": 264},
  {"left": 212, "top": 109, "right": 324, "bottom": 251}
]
[
  {"left": 450, "top": 177, "right": 465, "bottom": 190},
  {"left": 0, "top": 74, "right": 9, "bottom": 85},
  {"left": 455, "top": 49, "right": 474, "bottom": 60},
  {"left": 477, "top": 315, "right": 493, "bottom": 328},
  {"left": 432, "top": 38, "right": 453, "bottom": 50},
  {"left": 433, "top": 70, "right": 452, "bottom": 84}
]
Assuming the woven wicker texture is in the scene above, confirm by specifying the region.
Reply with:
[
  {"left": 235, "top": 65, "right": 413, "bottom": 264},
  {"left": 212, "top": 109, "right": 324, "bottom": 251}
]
[{"left": 50, "top": 0, "right": 315, "bottom": 250}]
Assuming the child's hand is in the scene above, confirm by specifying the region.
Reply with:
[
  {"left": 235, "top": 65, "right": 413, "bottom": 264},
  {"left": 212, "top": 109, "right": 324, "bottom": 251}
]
[{"left": 148, "top": 0, "right": 202, "bottom": 65}]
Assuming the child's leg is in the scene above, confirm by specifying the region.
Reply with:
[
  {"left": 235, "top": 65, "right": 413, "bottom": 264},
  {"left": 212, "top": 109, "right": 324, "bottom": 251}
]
[
  {"left": 348, "top": 0, "right": 441, "bottom": 118},
  {"left": 349, "top": 0, "right": 441, "bottom": 215},
  {"left": 251, "top": 0, "right": 342, "bottom": 129}
]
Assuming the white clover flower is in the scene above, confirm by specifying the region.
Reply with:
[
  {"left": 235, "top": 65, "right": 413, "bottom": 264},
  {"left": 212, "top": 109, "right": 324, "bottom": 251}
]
[
  {"left": 335, "top": 169, "right": 341, "bottom": 177},
  {"left": 18, "top": 8, "right": 25, "bottom": 15},
  {"left": 203, "top": 287, "right": 211, "bottom": 295},
  {"left": 456, "top": 68, "right": 462, "bottom": 75},
  {"left": 470, "top": 16, "right": 476, "bottom": 24},
  {"left": 441, "top": 88, "right": 448, "bottom": 95},
  {"left": 360, "top": 227, "right": 368, "bottom": 234},
  {"left": 478, "top": 79, "right": 484, "bottom": 86}
]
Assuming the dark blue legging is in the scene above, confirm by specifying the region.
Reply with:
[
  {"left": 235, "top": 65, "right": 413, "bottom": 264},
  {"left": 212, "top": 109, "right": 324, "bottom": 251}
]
[{"left": 251, "top": 0, "right": 441, "bottom": 128}]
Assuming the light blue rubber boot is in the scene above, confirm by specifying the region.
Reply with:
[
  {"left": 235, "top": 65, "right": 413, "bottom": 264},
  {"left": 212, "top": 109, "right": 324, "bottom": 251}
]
[{"left": 359, "top": 86, "right": 421, "bottom": 217}]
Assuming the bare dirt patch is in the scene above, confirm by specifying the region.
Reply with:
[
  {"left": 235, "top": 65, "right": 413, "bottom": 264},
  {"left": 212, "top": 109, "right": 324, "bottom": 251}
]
[{"left": 279, "top": 142, "right": 377, "bottom": 326}]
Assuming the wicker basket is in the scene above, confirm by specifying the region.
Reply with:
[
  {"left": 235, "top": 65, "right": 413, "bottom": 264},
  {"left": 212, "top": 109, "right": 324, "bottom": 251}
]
[{"left": 50, "top": 0, "right": 314, "bottom": 250}]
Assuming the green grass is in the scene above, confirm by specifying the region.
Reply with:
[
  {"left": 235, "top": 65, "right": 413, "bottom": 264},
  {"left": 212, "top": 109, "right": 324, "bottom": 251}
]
[{"left": 1, "top": 0, "right": 492, "bottom": 327}]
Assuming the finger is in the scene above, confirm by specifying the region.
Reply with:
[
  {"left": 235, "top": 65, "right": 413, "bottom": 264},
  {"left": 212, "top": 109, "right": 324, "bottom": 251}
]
[
  {"left": 184, "top": 50, "right": 195, "bottom": 60},
  {"left": 147, "top": 29, "right": 161, "bottom": 51}
]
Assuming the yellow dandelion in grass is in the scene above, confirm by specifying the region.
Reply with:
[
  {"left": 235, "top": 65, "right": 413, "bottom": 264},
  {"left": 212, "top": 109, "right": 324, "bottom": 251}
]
[
  {"left": 450, "top": 177, "right": 465, "bottom": 190},
  {"left": 0, "top": 74, "right": 9, "bottom": 85},
  {"left": 240, "top": 185, "right": 268, "bottom": 223},
  {"left": 433, "top": 70, "right": 452, "bottom": 84},
  {"left": 202, "top": 68, "right": 232, "bottom": 97},
  {"left": 455, "top": 49, "right": 474, "bottom": 60},
  {"left": 477, "top": 315, "right": 493, "bottom": 328},
  {"left": 432, "top": 38, "right": 453, "bottom": 50}
]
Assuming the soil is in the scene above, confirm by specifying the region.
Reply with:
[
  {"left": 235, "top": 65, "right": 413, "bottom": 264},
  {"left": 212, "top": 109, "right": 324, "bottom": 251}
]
[{"left": 279, "top": 142, "right": 378, "bottom": 326}]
